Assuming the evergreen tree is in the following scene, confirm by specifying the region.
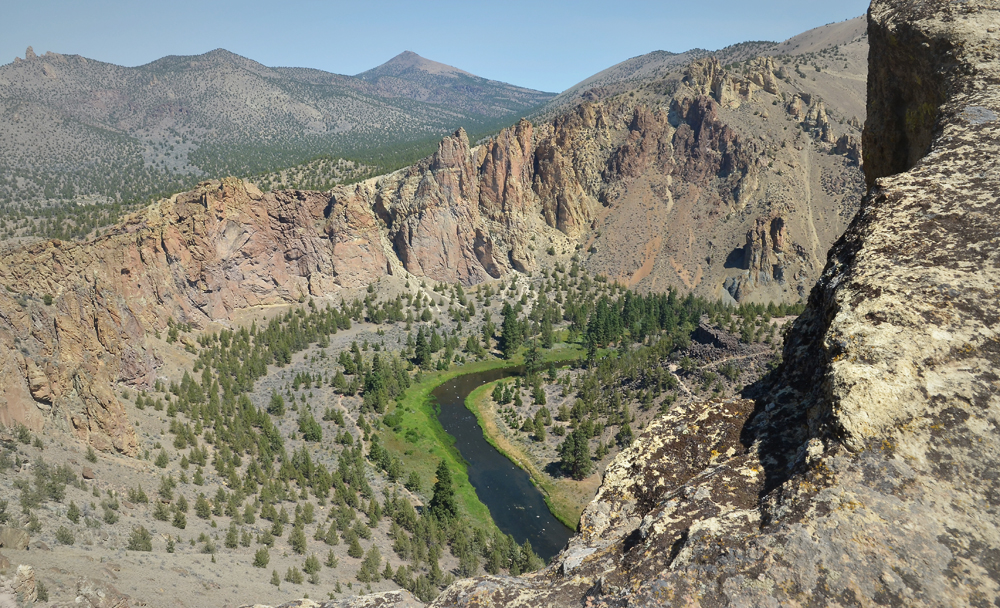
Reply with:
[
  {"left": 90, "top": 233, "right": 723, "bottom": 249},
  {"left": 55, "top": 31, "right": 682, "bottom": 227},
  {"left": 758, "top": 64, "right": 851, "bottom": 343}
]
[
  {"left": 254, "top": 547, "right": 270, "bottom": 568},
  {"left": 347, "top": 533, "right": 364, "bottom": 558},
  {"left": 616, "top": 422, "right": 634, "bottom": 447},
  {"left": 268, "top": 391, "right": 285, "bottom": 416},
  {"left": 429, "top": 460, "right": 458, "bottom": 520},
  {"left": 498, "top": 303, "right": 523, "bottom": 360},
  {"left": 289, "top": 524, "right": 307, "bottom": 554},
  {"left": 524, "top": 341, "right": 541, "bottom": 377},
  {"left": 413, "top": 327, "right": 431, "bottom": 368},
  {"left": 429, "top": 330, "right": 443, "bottom": 353},
  {"left": 540, "top": 317, "right": 554, "bottom": 348},
  {"left": 558, "top": 428, "right": 593, "bottom": 480}
]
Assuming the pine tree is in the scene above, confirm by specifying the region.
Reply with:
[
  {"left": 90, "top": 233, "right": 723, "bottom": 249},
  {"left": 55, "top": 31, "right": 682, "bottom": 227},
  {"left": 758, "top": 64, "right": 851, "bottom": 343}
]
[
  {"left": 254, "top": 547, "right": 270, "bottom": 568},
  {"left": 303, "top": 553, "right": 321, "bottom": 575},
  {"left": 225, "top": 522, "right": 238, "bottom": 548},
  {"left": 429, "top": 460, "right": 458, "bottom": 520},
  {"left": 558, "top": 428, "right": 593, "bottom": 480},
  {"left": 290, "top": 524, "right": 307, "bottom": 554},
  {"left": 347, "top": 533, "right": 364, "bottom": 558},
  {"left": 498, "top": 303, "right": 523, "bottom": 359},
  {"left": 414, "top": 327, "right": 431, "bottom": 368},
  {"left": 268, "top": 391, "right": 285, "bottom": 416},
  {"left": 67, "top": 501, "right": 80, "bottom": 523}
]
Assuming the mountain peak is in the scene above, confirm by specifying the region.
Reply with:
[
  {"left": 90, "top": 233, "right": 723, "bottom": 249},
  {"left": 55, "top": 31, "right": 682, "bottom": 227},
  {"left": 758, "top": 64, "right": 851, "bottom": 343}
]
[{"left": 358, "top": 51, "right": 474, "bottom": 79}]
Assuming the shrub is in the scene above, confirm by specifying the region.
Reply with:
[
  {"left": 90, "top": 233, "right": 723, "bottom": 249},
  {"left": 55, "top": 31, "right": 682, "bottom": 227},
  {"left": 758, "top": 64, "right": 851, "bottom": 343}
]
[
  {"left": 127, "top": 526, "right": 153, "bottom": 551},
  {"left": 67, "top": 500, "right": 80, "bottom": 523},
  {"left": 289, "top": 524, "right": 307, "bottom": 554},
  {"left": 285, "top": 566, "right": 304, "bottom": 584},
  {"left": 55, "top": 525, "right": 75, "bottom": 545},
  {"left": 253, "top": 547, "right": 270, "bottom": 568}
]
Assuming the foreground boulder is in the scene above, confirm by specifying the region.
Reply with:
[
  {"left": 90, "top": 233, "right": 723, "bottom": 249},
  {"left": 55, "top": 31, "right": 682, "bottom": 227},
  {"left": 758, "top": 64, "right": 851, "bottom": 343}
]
[{"left": 429, "top": 0, "right": 1000, "bottom": 605}]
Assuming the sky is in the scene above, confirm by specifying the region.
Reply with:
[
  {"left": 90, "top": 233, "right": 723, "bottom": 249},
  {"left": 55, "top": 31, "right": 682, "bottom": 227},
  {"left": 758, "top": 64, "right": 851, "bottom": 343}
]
[{"left": 2, "top": 0, "right": 871, "bottom": 93}]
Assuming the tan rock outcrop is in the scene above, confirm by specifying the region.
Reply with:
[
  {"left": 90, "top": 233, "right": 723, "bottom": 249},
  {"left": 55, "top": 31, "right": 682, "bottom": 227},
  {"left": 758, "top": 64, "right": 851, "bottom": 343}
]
[
  {"left": 725, "top": 215, "right": 792, "bottom": 300},
  {"left": 747, "top": 57, "right": 780, "bottom": 94},
  {"left": 72, "top": 576, "right": 131, "bottom": 608},
  {"left": 834, "top": 132, "right": 862, "bottom": 164},
  {"left": 683, "top": 56, "right": 780, "bottom": 110},
  {"left": 0, "top": 528, "right": 28, "bottom": 550},
  {"left": 12, "top": 565, "right": 35, "bottom": 603},
  {"left": 239, "top": 590, "right": 423, "bottom": 608}
]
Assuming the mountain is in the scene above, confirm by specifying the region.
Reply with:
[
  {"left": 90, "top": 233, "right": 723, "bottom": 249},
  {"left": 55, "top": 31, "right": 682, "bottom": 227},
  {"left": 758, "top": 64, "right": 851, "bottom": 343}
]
[
  {"left": 436, "top": 0, "right": 1000, "bottom": 605},
  {"left": 0, "top": 47, "right": 554, "bottom": 213},
  {"left": 355, "top": 51, "right": 553, "bottom": 117}
]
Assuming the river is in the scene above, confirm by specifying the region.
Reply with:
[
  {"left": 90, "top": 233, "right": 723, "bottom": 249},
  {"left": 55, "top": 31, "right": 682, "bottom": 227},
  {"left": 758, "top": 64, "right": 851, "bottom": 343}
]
[{"left": 431, "top": 367, "right": 574, "bottom": 561}]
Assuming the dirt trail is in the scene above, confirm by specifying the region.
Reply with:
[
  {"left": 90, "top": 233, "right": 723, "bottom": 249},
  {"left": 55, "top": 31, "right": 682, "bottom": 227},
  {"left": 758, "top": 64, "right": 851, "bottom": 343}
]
[
  {"left": 667, "top": 365, "right": 695, "bottom": 400},
  {"left": 800, "top": 146, "right": 823, "bottom": 271}
]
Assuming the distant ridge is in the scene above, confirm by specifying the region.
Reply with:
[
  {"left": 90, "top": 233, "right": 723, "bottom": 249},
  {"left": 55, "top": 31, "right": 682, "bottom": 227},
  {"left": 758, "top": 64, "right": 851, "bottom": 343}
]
[{"left": 0, "top": 46, "right": 554, "bottom": 210}]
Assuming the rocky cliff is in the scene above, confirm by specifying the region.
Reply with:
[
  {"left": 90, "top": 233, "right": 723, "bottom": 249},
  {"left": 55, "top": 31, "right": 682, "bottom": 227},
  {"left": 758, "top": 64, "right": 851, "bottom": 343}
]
[
  {"left": 0, "top": 179, "right": 385, "bottom": 452},
  {"left": 430, "top": 1, "right": 1000, "bottom": 605}
]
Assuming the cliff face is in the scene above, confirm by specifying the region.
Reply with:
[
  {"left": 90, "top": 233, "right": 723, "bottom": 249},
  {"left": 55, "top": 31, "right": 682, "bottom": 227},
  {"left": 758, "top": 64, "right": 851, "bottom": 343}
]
[
  {"left": 432, "top": 1, "right": 1000, "bottom": 605},
  {"left": 0, "top": 179, "right": 385, "bottom": 452}
]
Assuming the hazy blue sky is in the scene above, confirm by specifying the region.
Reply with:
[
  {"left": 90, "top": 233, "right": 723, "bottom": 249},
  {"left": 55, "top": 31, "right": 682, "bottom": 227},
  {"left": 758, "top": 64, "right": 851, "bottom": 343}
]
[{"left": 3, "top": 0, "right": 870, "bottom": 92}]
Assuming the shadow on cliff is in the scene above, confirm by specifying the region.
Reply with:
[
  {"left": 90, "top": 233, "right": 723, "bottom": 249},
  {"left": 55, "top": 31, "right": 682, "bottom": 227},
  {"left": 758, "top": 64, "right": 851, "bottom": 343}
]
[{"left": 736, "top": 283, "right": 841, "bottom": 501}]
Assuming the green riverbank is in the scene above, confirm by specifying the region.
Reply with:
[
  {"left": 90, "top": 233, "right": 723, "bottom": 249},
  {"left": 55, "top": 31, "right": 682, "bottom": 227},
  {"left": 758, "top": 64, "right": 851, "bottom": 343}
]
[
  {"left": 464, "top": 381, "right": 587, "bottom": 530},
  {"left": 380, "top": 343, "right": 584, "bottom": 533}
]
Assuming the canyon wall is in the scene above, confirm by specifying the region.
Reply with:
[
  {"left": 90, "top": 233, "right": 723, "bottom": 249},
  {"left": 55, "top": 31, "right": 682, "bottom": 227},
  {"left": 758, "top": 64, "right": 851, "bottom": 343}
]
[
  {"left": 0, "top": 179, "right": 383, "bottom": 452},
  {"left": 430, "top": 0, "right": 1000, "bottom": 605}
]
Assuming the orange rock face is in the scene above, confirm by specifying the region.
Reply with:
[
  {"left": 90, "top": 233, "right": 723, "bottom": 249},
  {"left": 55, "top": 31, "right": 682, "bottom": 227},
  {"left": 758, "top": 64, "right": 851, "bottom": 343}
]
[{"left": 0, "top": 178, "right": 387, "bottom": 454}]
